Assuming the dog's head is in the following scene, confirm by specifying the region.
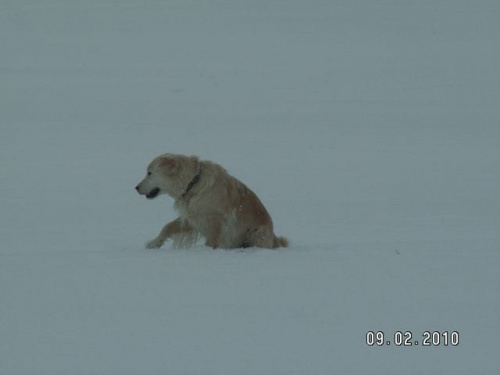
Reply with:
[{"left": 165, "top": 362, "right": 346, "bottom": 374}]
[{"left": 135, "top": 153, "right": 200, "bottom": 199}]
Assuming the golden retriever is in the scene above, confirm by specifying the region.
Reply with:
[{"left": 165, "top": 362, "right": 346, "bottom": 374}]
[{"left": 135, "top": 153, "right": 288, "bottom": 249}]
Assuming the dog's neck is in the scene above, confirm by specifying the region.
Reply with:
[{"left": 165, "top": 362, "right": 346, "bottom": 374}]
[{"left": 180, "top": 166, "right": 201, "bottom": 198}]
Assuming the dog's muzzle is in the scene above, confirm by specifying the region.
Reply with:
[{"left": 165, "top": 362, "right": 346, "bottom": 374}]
[
  {"left": 145, "top": 188, "right": 160, "bottom": 199},
  {"left": 135, "top": 185, "right": 160, "bottom": 199}
]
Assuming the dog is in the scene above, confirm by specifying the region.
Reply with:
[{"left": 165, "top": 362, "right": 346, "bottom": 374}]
[{"left": 135, "top": 153, "right": 288, "bottom": 249}]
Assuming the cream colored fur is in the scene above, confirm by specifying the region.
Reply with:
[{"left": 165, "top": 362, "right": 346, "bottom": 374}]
[{"left": 136, "top": 153, "right": 288, "bottom": 249}]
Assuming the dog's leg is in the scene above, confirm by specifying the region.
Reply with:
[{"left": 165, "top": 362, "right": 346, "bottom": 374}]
[
  {"left": 146, "top": 218, "right": 192, "bottom": 249},
  {"left": 242, "top": 226, "right": 275, "bottom": 249},
  {"left": 205, "top": 233, "right": 220, "bottom": 249},
  {"left": 204, "top": 218, "right": 223, "bottom": 249}
]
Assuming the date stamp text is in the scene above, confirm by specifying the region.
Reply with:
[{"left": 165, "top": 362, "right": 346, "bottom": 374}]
[{"left": 366, "top": 331, "right": 460, "bottom": 347}]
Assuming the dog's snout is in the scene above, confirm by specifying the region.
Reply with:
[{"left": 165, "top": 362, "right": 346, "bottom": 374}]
[{"left": 135, "top": 185, "right": 140, "bottom": 191}]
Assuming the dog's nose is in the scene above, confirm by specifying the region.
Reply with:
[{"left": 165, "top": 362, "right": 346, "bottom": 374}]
[{"left": 135, "top": 185, "right": 139, "bottom": 191}]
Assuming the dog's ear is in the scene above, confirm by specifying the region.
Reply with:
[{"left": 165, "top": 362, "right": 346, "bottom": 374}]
[{"left": 159, "top": 157, "right": 177, "bottom": 174}]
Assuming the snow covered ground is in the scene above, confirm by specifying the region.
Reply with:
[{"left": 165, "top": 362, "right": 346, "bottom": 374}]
[{"left": 1, "top": 0, "right": 499, "bottom": 374}]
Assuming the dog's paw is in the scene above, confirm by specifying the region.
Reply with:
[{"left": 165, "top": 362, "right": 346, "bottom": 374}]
[{"left": 146, "top": 237, "right": 165, "bottom": 249}]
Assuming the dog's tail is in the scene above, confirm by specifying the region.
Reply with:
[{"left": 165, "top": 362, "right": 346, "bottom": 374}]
[{"left": 273, "top": 235, "right": 289, "bottom": 249}]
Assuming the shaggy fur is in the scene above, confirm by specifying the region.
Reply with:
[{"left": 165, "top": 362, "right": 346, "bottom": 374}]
[{"left": 135, "top": 153, "right": 288, "bottom": 249}]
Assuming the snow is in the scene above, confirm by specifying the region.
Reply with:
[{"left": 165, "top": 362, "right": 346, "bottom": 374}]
[{"left": 1, "top": 0, "right": 499, "bottom": 374}]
